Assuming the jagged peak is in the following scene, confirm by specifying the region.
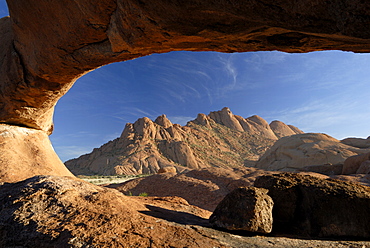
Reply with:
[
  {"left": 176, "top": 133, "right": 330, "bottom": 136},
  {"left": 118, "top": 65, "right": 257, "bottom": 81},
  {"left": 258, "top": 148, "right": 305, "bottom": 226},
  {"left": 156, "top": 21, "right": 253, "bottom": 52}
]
[
  {"left": 194, "top": 113, "right": 210, "bottom": 126},
  {"left": 155, "top": 114, "right": 173, "bottom": 128}
]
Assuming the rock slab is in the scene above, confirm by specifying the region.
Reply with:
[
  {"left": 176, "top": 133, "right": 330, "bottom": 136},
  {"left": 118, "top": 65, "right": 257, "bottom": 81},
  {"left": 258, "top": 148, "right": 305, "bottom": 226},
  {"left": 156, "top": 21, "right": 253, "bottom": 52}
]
[
  {"left": 209, "top": 187, "right": 273, "bottom": 234},
  {"left": 254, "top": 173, "right": 370, "bottom": 238}
]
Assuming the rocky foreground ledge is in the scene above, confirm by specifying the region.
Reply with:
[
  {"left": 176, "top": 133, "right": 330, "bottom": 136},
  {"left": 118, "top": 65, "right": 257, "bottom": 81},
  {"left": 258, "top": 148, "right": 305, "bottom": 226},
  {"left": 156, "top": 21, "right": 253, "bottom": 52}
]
[{"left": 0, "top": 173, "right": 369, "bottom": 247}]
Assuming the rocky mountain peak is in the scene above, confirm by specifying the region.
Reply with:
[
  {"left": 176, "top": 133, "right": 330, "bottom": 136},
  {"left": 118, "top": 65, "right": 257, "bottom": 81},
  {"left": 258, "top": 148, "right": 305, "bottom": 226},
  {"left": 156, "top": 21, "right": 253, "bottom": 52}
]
[
  {"left": 66, "top": 108, "right": 304, "bottom": 176},
  {"left": 155, "top": 114, "right": 173, "bottom": 128},
  {"left": 270, "top": 120, "right": 302, "bottom": 139},
  {"left": 194, "top": 113, "right": 211, "bottom": 126}
]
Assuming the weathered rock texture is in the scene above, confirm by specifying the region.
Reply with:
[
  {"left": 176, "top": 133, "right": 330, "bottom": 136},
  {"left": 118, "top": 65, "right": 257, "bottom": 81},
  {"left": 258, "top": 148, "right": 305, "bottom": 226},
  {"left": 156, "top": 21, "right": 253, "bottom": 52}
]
[
  {"left": 1, "top": 174, "right": 369, "bottom": 247},
  {"left": 0, "top": 175, "right": 223, "bottom": 247},
  {"left": 341, "top": 136, "right": 370, "bottom": 149},
  {"left": 342, "top": 152, "right": 370, "bottom": 174},
  {"left": 0, "top": 124, "right": 73, "bottom": 183},
  {"left": 65, "top": 108, "right": 300, "bottom": 175},
  {"left": 4, "top": 0, "right": 370, "bottom": 133},
  {"left": 1, "top": 1, "right": 370, "bottom": 181},
  {"left": 209, "top": 187, "right": 273, "bottom": 234},
  {"left": 254, "top": 173, "right": 370, "bottom": 238},
  {"left": 256, "top": 133, "right": 370, "bottom": 172},
  {"left": 111, "top": 167, "right": 278, "bottom": 211},
  {"left": 270, "top": 120, "right": 304, "bottom": 139}
]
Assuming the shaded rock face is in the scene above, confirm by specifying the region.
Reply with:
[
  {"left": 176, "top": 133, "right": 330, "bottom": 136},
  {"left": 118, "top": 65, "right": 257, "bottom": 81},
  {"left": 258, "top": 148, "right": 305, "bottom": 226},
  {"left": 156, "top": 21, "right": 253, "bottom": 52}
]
[
  {"left": 256, "top": 133, "right": 370, "bottom": 172},
  {"left": 254, "top": 173, "right": 370, "bottom": 238},
  {"left": 209, "top": 187, "right": 273, "bottom": 234},
  {"left": 342, "top": 152, "right": 370, "bottom": 174},
  {"left": 65, "top": 109, "right": 299, "bottom": 176},
  {"left": 112, "top": 167, "right": 279, "bottom": 211}
]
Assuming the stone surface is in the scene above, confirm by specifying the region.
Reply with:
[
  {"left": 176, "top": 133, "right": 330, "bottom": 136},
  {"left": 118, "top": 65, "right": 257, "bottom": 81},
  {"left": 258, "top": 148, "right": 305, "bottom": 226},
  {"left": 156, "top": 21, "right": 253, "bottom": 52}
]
[
  {"left": 157, "top": 166, "right": 177, "bottom": 174},
  {"left": 209, "top": 187, "right": 273, "bottom": 234},
  {"left": 300, "top": 163, "right": 343, "bottom": 175},
  {"left": 0, "top": 175, "right": 223, "bottom": 247},
  {"left": 256, "top": 133, "right": 369, "bottom": 172},
  {"left": 111, "top": 167, "right": 278, "bottom": 211},
  {"left": 5, "top": 0, "right": 370, "bottom": 134},
  {"left": 0, "top": 124, "right": 73, "bottom": 183},
  {"left": 357, "top": 160, "right": 370, "bottom": 174},
  {"left": 254, "top": 173, "right": 370, "bottom": 238},
  {"left": 65, "top": 108, "right": 298, "bottom": 176},
  {"left": 269, "top": 120, "right": 302, "bottom": 139},
  {"left": 0, "top": 175, "right": 369, "bottom": 247},
  {"left": 341, "top": 137, "right": 370, "bottom": 148},
  {"left": 342, "top": 152, "right": 370, "bottom": 174}
]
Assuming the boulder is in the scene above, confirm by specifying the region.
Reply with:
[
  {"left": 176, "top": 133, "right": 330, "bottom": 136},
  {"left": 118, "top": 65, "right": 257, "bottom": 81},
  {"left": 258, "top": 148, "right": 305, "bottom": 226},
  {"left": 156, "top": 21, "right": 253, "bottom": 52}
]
[
  {"left": 112, "top": 167, "right": 277, "bottom": 211},
  {"left": 256, "top": 133, "right": 368, "bottom": 172},
  {"left": 342, "top": 152, "right": 370, "bottom": 174},
  {"left": 341, "top": 137, "right": 370, "bottom": 149},
  {"left": 357, "top": 160, "right": 370, "bottom": 174},
  {"left": 209, "top": 187, "right": 273, "bottom": 234},
  {"left": 300, "top": 163, "right": 343, "bottom": 176},
  {"left": 254, "top": 173, "right": 370, "bottom": 238},
  {"left": 157, "top": 166, "right": 177, "bottom": 174},
  {"left": 269, "top": 120, "right": 298, "bottom": 138}
]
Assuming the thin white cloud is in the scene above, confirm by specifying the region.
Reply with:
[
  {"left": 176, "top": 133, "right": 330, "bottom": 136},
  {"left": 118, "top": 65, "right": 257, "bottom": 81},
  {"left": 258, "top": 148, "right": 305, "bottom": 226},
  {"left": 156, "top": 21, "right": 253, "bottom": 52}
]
[
  {"left": 167, "top": 116, "right": 195, "bottom": 126},
  {"left": 53, "top": 145, "right": 93, "bottom": 162}
]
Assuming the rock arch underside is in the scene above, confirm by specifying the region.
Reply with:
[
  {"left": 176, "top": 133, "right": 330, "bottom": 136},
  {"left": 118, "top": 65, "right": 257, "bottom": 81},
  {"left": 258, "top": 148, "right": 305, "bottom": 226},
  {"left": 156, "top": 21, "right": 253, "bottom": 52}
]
[{"left": 1, "top": 0, "right": 370, "bottom": 182}]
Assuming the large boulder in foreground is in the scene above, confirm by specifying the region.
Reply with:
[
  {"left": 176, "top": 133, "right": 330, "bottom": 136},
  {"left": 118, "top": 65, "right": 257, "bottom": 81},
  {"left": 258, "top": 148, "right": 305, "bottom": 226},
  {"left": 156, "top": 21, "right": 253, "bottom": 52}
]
[
  {"left": 209, "top": 187, "right": 273, "bottom": 234},
  {"left": 254, "top": 173, "right": 370, "bottom": 238},
  {"left": 255, "top": 133, "right": 369, "bottom": 172}
]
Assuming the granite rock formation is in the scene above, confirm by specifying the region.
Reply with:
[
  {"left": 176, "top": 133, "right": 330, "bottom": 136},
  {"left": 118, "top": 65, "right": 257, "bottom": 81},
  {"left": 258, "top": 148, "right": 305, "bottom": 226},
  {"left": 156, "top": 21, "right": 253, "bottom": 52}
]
[
  {"left": 254, "top": 173, "right": 370, "bottom": 238},
  {"left": 0, "top": 125, "right": 73, "bottom": 183},
  {"left": 0, "top": 175, "right": 222, "bottom": 247},
  {"left": 2, "top": 1, "right": 370, "bottom": 181},
  {"left": 255, "top": 133, "right": 370, "bottom": 172},
  {"left": 209, "top": 187, "right": 274, "bottom": 234},
  {"left": 111, "top": 167, "right": 277, "bottom": 211},
  {"left": 65, "top": 108, "right": 302, "bottom": 176},
  {"left": 341, "top": 136, "right": 370, "bottom": 149},
  {"left": 342, "top": 152, "right": 370, "bottom": 174}
]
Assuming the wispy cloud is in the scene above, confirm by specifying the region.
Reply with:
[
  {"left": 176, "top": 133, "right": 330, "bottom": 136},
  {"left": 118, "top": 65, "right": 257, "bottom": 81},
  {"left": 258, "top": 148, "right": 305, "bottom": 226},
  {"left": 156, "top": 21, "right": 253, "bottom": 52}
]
[
  {"left": 167, "top": 116, "right": 195, "bottom": 126},
  {"left": 243, "top": 51, "right": 289, "bottom": 71},
  {"left": 264, "top": 94, "right": 370, "bottom": 139},
  {"left": 53, "top": 145, "right": 93, "bottom": 162}
]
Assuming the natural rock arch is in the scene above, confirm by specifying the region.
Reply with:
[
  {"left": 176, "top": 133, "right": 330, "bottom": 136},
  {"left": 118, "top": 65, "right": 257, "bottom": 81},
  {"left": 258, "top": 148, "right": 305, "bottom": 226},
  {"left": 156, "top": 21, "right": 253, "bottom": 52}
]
[{"left": 1, "top": 0, "right": 370, "bottom": 182}]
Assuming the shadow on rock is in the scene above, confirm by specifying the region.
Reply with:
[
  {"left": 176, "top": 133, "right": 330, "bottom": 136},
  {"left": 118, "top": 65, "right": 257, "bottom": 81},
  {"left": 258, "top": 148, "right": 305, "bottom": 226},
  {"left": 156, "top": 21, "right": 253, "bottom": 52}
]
[{"left": 140, "top": 205, "right": 211, "bottom": 227}]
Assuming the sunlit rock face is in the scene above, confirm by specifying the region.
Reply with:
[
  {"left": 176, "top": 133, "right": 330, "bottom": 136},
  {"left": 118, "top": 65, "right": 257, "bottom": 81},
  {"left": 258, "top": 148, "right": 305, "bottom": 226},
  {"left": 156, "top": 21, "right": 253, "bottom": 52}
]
[
  {"left": 2, "top": 0, "right": 370, "bottom": 181},
  {"left": 65, "top": 109, "right": 300, "bottom": 176}
]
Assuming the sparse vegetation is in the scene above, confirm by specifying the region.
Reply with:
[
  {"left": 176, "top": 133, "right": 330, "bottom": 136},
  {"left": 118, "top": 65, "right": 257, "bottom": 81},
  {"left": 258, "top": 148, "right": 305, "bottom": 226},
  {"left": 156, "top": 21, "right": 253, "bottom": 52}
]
[{"left": 77, "top": 174, "right": 150, "bottom": 185}]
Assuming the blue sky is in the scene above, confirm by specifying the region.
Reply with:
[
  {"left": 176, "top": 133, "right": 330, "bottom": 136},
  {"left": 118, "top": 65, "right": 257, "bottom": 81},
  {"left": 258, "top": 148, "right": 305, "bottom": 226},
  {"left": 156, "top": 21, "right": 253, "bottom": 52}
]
[{"left": 1, "top": 2, "right": 370, "bottom": 161}]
